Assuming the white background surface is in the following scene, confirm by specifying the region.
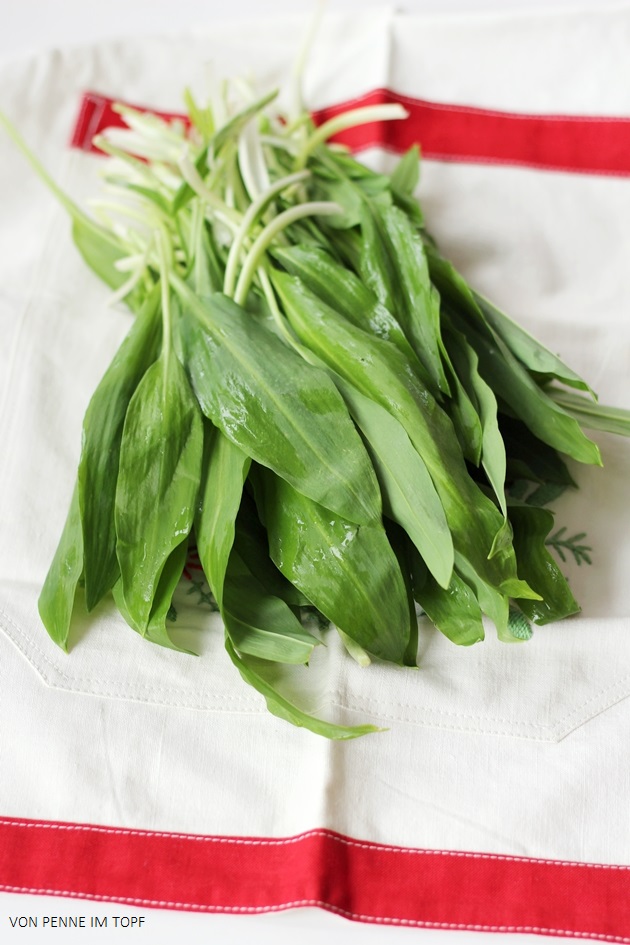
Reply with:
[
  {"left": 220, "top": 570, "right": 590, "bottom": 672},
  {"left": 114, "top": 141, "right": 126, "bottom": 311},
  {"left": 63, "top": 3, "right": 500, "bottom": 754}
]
[
  {"left": 1, "top": 0, "right": 602, "bottom": 60},
  {"left": 0, "top": 2, "right": 614, "bottom": 944}
]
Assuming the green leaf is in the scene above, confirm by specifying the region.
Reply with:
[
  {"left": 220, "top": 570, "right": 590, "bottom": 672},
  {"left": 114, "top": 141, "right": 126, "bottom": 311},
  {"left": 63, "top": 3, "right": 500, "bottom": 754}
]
[
  {"left": 442, "top": 353, "right": 483, "bottom": 466},
  {"left": 71, "top": 218, "right": 130, "bottom": 291},
  {"left": 360, "top": 202, "right": 450, "bottom": 397},
  {"left": 38, "top": 482, "right": 83, "bottom": 651},
  {"left": 446, "top": 325, "right": 506, "bottom": 516},
  {"left": 501, "top": 416, "right": 577, "bottom": 487},
  {"left": 113, "top": 538, "right": 195, "bottom": 654},
  {"left": 525, "top": 482, "right": 569, "bottom": 508},
  {"left": 477, "top": 294, "right": 595, "bottom": 398},
  {"left": 416, "top": 568, "right": 485, "bottom": 647},
  {"left": 389, "top": 145, "right": 420, "bottom": 197},
  {"left": 272, "top": 244, "right": 428, "bottom": 379},
  {"left": 272, "top": 271, "right": 531, "bottom": 611},
  {"left": 428, "top": 251, "right": 600, "bottom": 465},
  {"left": 383, "top": 522, "right": 420, "bottom": 667},
  {"left": 222, "top": 550, "right": 319, "bottom": 664},
  {"left": 0, "top": 112, "right": 128, "bottom": 291},
  {"left": 115, "top": 354, "right": 203, "bottom": 630},
  {"left": 547, "top": 389, "right": 630, "bottom": 438},
  {"left": 508, "top": 503, "right": 580, "bottom": 625},
  {"left": 333, "top": 376, "right": 454, "bottom": 589},
  {"left": 233, "top": 493, "right": 308, "bottom": 607},
  {"left": 194, "top": 423, "right": 251, "bottom": 609},
  {"left": 79, "top": 285, "right": 162, "bottom": 610},
  {"left": 225, "top": 638, "right": 381, "bottom": 739},
  {"left": 175, "top": 280, "right": 381, "bottom": 525},
  {"left": 253, "top": 469, "right": 412, "bottom": 665},
  {"left": 453, "top": 313, "right": 602, "bottom": 466}
]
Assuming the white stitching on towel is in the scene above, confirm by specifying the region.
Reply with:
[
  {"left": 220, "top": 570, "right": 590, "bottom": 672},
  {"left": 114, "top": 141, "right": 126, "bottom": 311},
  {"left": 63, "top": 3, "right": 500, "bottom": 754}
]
[{"left": 2, "top": 819, "right": 629, "bottom": 870}]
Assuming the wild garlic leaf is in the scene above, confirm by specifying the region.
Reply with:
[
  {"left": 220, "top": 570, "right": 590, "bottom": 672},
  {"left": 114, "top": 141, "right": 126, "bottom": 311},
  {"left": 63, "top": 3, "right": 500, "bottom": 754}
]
[
  {"left": 253, "top": 468, "right": 412, "bottom": 665},
  {"left": 547, "top": 389, "right": 630, "bottom": 438},
  {"left": 446, "top": 325, "right": 507, "bottom": 517},
  {"left": 477, "top": 294, "right": 596, "bottom": 398},
  {"left": 272, "top": 244, "right": 429, "bottom": 380},
  {"left": 389, "top": 144, "right": 420, "bottom": 197},
  {"left": 272, "top": 270, "right": 529, "bottom": 604},
  {"left": 38, "top": 482, "right": 83, "bottom": 651},
  {"left": 333, "top": 376, "right": 454, "bottom": 590},
  {"left": 71, "top": 218, "right": 130, "bottom": 293},
  {"left": 442, "top": 355, "right": 483, "bottom": 466},
  {"left": 194, "top": 423, "right": 251, "bottom": 609},
  {"left": 0, "top": 113, "right": 128, "bottom": 292},
  {"left": 454, "top": 315, "right": 602, "bottom": 466},
  {"left": 508, "top": 503, "right": 580, "bottom": 625},
  {"left": 115, "top": 354, "right": 203, "bottom": 631},
  {"left": 113, "top": 538, "right": 195, "bottom": 654},
  {"left": 501, "top": 416, "right": 577, "bottom": 487},
  {"left": 225, "top": 638, "right": 381, "bottom": 739},
  {"left": 360, "top": 202, "right": 449, "bottom": 397},
  {"left": 233, "top": 493, "right": 308, "bottom": 608},
  {"left": 222, "top": 550, "right": 319, "bottom": 664},
  {"left": 176, "top": 282, "right": 382, "bottom": 525},
  {"left": 79, "top": 285, "right": 162, "bottom": 610},
  {"left": 416, "top": 568, "right": 485, "bottom": 647}
]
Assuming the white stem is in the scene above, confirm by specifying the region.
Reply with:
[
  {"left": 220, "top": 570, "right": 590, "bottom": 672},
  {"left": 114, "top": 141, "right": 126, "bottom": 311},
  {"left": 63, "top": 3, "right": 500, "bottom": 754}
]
[
  {"left": 233, "top": 201, "right": 340, "bottom": 306},
  {"left": 223, "top": 170, "right": 310, "bottom": 297},
  {"left": 296, "top": 103, "right": 408, "bottom": 168},
  {"left": 177, "top": 152, "right": 241, "bottom": 233}
]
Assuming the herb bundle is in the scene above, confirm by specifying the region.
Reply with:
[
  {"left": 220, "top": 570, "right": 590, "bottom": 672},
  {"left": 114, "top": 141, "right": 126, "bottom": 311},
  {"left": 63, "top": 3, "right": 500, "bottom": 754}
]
[{"left": 3, "top": 75, "right": 629, "bottom": 739}]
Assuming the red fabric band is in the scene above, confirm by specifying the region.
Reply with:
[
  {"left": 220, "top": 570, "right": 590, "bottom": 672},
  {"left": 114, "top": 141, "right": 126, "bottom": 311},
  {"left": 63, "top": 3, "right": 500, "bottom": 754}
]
[
  {"left": 71, "top": 88, "right": 630, "bottom": 176},
  {"left": 1, "top": 817, "right": 629, "bottom": 939}
]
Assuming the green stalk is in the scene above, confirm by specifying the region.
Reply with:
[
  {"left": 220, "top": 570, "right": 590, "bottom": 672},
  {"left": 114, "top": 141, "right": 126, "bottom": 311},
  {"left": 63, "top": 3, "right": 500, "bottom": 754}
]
[{"left": 1, "top": 112, "right": 123, "bottom": 253}]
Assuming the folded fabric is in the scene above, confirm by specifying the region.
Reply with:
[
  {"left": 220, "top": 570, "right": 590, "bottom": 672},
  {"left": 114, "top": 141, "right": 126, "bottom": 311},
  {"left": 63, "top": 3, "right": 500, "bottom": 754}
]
[{"left": 0, "top": 6, "right": 629, "bottom": 940}]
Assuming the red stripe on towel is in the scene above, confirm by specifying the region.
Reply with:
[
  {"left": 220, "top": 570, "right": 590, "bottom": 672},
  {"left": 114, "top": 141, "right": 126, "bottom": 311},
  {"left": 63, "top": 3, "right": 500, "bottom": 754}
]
[
  {"left": 1, "top": 816, "right": 629, "bottom": 939},
  {"left": 71, "top": 88, "right": 630, "bottom": 177}
]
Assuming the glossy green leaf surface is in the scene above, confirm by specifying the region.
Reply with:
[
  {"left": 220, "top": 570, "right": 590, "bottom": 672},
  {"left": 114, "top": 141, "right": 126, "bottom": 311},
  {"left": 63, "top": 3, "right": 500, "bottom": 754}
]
[
  {"left": 222, "top": 550, "right": 319, "bottom": 664},
  {"left": 361, "top": 202, "right": 449, "bottom": 396},
  {"left": 176, "top": 281, "right": 382, "bottom": 525},
  {"left": 113, "top": 538, "right": 194, "bottom": 653},
  {"left": 416, "top": 568, "right": 485, "bottom": 647},
  {"left": 38, "top": 482, "right": 83, "bottom": 651},
  {"left": 333, "top": 376, "right": 454, "bottom": 589},
  {"left": 194, "top": 423, "right": 251, "bottom": 609},
  {"left": 233, "top": 495, "right": 308, "bottom": 607},
  {"left": 115, "top": 354, "right": 203, "bottom": 630},
  {"left": 272, "top": 244, "right": 428, "bottom": 378},
  {"left": 254, "top": 469, "right": 412, "bottom": 664},
  {"left": 508, "top": 503, "right": 580, "bottom": 625},
  {"left": 79, "top": 285, "right": 162, "bottom": 610},
  {"left": 456, "top": 317, "right": 602, "bottom": 466},
  {"left": 446, "top": 325, "right": 506, "bottom": 516},
  {"left": 272, "top": 271, "right": 530, "bottom": 606}
]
